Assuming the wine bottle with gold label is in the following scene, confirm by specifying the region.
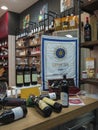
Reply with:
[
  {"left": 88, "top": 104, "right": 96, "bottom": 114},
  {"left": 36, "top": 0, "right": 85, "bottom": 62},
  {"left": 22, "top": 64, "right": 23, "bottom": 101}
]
[
  {"left": 31, "top": 96, "right": 52, "bottom": 117},
  {"left": 42, "top": 97, "right": 62, "bottom": 113}
]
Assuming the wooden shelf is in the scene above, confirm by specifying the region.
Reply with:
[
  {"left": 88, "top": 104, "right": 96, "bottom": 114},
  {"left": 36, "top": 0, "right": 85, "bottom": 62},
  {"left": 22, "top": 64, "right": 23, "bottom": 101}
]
[
  {"left": 81, "top": 40, "right": 98, "bottom": 49},
  {"left": 16, "top": 55, "right": 28, "bottom": 58},
  {"left": 16, "top": 46, "right": 28, "bottom": 49},
  {"left": 81, "top": 78, "right": 98, "bottom": 86},
  {"left": 29, "top": 43, "right": 41, "bottom": 47},
  {"left": 0, "top": 55, "right": 8, "bottom": 58},
  {"left": 81, "top": 0, "right": 98, "bottom": 14}
]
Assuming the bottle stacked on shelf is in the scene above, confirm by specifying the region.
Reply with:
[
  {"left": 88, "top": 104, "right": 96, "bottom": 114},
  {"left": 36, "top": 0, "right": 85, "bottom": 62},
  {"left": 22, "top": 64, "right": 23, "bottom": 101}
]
[
  {"left": 84, "top": 17, "right": 91, "bottom": 41},
  {"left": 54, "top": 13, "right": 78, "bottom": 31},
  {"left": 16, "top": 63, "right": 38, "bottom": 87}
]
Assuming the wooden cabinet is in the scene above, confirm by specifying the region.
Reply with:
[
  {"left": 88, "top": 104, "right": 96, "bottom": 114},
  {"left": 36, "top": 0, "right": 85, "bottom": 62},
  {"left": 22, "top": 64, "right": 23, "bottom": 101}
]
[{"left": 15, "top": 32, "right": 41, "bottom": 86}]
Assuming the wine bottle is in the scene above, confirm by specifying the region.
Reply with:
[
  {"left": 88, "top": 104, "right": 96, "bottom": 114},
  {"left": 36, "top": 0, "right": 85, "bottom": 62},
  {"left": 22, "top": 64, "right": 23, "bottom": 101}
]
[
  {"left": 60, "top": 75, "right": 69, "bottom": 107},
  {"left": 0, "top": 106, "right": 27, "bottom": 124},
  {"left": 31, "top": 64, "right": 37, "bottom": 85},
  {"left": 42, "top": 97, "right": 62, "bottom": 113},
  {"left": 84, "top": 17, "right": 91, "bottom": 41},
  {"left": 16, "top": 65, "right": 23, "bottom": 87},
  {"left": 39, "top": 92, "right": 57, "bottom": 100},
  {"left": 31, "top": 96, "right": 52, "bottom": 117},
  {"left": 23, "top": 65, "right": 30, "bottom": 86},
  {"left": 0, "top": 97, "right": 26, "bottom": 107}
]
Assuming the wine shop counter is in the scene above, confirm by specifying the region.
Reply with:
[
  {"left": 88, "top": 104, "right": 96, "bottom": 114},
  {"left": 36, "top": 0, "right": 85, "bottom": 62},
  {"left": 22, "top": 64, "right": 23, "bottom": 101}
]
[{"left": 0, "top": 97, "right": 98, "bottom": 130}]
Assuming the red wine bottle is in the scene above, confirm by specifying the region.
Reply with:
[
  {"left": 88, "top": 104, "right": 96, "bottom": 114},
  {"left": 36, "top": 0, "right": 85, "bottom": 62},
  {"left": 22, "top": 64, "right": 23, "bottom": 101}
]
[
  {"left": 1, "top": 97, "right": 26, "bottom": 107},
  {"left": 23, "top": 65, "right": 30, "bottom": 86},
  {"left": 60, "top": 75, "right": 69, "bottom": 107},
  {"left": 31, "top": 96, "right": 52, "bottom": 117},
  {"left": 84, "top": 17, "right": 91, "bottom": 41},
  {"left": 16, "top": 65, "right": 23, "bottom": 87},
  {"left": 31, "top": 64, "right": 38, "bottom": 85},
  {"left": 0, "top": 106, "right": 27, "bottom": 124},
  {"left": 42, "top": 97, "right": 62, "bottom": 113},
  {"left": 39, "top": 92, "right": 57, "bottom": 100}
]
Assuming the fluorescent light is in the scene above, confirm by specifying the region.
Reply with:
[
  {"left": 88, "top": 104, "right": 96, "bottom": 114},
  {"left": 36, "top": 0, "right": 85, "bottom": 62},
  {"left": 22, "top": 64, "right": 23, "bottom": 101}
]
[
  {"left": 65, "top": 34, "right": 73, "bottom": 38},
  {"left": 1, "top": 6, "right": 8, "bottom": 10}
]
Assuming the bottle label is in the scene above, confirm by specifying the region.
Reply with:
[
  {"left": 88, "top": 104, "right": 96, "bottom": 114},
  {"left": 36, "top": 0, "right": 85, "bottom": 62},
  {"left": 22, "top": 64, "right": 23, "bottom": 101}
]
[
  {"left": 49, "top": 93, "right": 56, "bottom": 100},
  {"left": 12, "top": 107, "right": 23, "bottom": 120},
  {"left": 39, "top": 100, "right": 48, "bottom": 110},
  {"left": 24, "top": 74, "right": 30, "bottom": 83},
  {"left": 32, "top": 73, "right": 37, "bottom": 82},
  {"left": 61, "top": 92, "right": 68, "bottom": 106},
  {"left": 43, "top": 97, "right": 55, "bottom": 106},
  {"left": 84, "top": 30, "right": 91, "bottom": 40},
  {"left": 70, "top": 20, "right": 75, "bottom": 27},
  {"left": 62, "top": 21, "right": 69, "bottom": 28},
  {"left": 17, "top": 75, "right": 23, "bottom": 84}
]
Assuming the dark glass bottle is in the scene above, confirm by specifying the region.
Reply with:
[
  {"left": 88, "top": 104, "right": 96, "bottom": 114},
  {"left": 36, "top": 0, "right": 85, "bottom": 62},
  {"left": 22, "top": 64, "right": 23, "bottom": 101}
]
[
  {"left": 31, "top": 96, "right": 52, "bottom": 117},
  {"left": 42, "top": 97, "right": 62, "bottom": 113},
  {"left": 0, "top": 97, "right": 26, "bottom": 107},
  {"left": 84, "top": 17, "right": 91, "bottom": 41},
  {"left": 0, "top": 106, "right": 27, "bottom": 124},
  {"left": 23, "top": 65, "right": 30, "bottom": 86},
  {"left": 16, "top": 65, "right": 23, "bottom": 87},
  {"left": 31, "top": 64, "right": 37, "bottom": 85},
  {"left": 39, "top": 92, "right": 57, "bottom": 100},
  {"left": 60, "top": 75, "right": 69, "bottom": 107}
]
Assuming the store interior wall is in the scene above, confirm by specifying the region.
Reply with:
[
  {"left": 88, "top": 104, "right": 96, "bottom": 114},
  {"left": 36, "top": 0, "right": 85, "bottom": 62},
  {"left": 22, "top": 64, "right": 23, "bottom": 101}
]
[
  {"left": 19, "top": 0, "right": 60, "bottom": 28},
  {"left": 1, "top": 0, "right": 98, "bottom": 95}
]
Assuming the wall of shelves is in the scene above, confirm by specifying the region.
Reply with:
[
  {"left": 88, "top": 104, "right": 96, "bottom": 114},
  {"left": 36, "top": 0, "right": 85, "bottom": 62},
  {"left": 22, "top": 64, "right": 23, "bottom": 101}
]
[
  {"left": 80, "top": 0, "right": 98, "bottom": 94},
  {"left": 0, "top": 38, "right": 8, "bottom": 83}
]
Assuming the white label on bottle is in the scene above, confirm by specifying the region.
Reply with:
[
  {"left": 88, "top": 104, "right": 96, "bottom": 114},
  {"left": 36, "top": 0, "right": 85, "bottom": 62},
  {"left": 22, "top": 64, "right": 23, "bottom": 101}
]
[
  {"left": 24, "top": 74, "right": 30, "bottom": 83},
  {"left": 70, "top": 20, "right": 75, "bottom": 27},
  {"left": 32, "top": 74, "right": 37, "bottom": 82},
  {"left": 39, "top": 100, "right": 48, "bottom": 110},
  {"left": 43, "top": 97, "right": 55, "bottom": 106},
  {"left": 49, "top": 93, "right": 56, "bottom": 100},
  {"left": 17, "top": 75, "right": 23, "bottom": 84},
  {"left": 61, "top": 92, "right": 68, "bottom": 106},
  {"left": 12, "top": 107, "right": 23, "bottom": 120}
]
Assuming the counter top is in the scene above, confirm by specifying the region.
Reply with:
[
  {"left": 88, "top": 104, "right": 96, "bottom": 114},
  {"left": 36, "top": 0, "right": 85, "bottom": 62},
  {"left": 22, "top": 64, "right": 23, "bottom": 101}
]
[{"left": 0, "top": 97, "right": 98, "bottom": 130}]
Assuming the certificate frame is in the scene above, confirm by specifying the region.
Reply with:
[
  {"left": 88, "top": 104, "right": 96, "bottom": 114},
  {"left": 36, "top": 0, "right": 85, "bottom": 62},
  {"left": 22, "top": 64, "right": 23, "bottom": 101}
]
[{"left": 41, "top": 35, "right": 79, "bottom": 90}]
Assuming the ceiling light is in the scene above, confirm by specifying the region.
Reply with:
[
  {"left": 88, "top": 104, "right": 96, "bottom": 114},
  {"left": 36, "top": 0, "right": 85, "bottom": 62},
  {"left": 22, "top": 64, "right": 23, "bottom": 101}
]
[{"left": 1, "top": 6, "right": 8, "bottom": 10}]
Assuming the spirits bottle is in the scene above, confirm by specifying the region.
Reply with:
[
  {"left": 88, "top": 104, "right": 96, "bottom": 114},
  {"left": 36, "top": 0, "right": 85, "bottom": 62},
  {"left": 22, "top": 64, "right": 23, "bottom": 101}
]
[
  {"left": 84, "top": 17, "right": 91, "bottom": 41},
  {"left": 0, "top": 106, "right": 27, "bottom": 124}
]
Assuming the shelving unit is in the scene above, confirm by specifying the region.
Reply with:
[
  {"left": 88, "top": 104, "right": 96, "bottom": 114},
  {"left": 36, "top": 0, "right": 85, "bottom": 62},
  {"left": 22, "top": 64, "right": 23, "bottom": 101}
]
[
  {"left": 81, "top": 40, "right": 98, "bottom": 49},
  {"left": 81, "top": 0, "right": 98, "bottom": 86},
  {"left": 81, "top": 0, "right": 98, "bottom": 14},
  {"left": 0, "top": 38, "right": 8, "bottom": 83},
  {"left": 81, "top": 78, "right": 98, "bottom": 86}
]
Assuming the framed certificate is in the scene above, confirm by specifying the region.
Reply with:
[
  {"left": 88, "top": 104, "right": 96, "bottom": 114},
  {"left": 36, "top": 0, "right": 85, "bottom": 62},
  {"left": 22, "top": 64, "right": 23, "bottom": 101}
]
[{"left": 41, "top": 35, "right": 79, "bottom": 90}]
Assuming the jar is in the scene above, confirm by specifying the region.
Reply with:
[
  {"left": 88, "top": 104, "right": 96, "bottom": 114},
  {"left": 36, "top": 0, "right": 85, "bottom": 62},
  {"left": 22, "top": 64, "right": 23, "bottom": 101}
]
[{"left": 82, "top": 71, "right": 87, "bottom": 79}]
